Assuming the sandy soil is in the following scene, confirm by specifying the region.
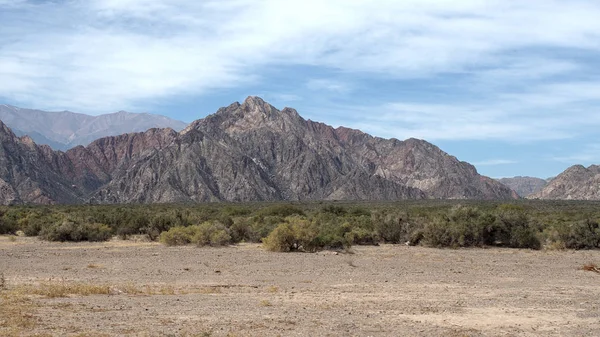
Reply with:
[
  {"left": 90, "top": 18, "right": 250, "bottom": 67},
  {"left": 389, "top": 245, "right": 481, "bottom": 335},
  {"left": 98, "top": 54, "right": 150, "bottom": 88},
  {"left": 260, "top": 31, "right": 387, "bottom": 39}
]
[{"left": 1, "top": 235, "right": 599, "bottom": 337}]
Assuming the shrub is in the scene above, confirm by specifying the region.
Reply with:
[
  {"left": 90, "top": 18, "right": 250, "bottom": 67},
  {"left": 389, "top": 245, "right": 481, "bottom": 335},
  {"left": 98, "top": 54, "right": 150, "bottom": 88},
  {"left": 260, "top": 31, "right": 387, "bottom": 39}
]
[
  {"left": 116, "top": 214, "right": 150, "bottom": 239},
  {"left": 372, "top": 211, "right": 415, "bottom": 243},
  {"left": 143, "top": 214, "right": 177, "bottom": 241},
  {"left": 262, "top": 217, "right": 319, "bottom": 252},
  {"left": 39, "top": 221, "right": 112, "bottom": 242},
  {"left": 160, "top": 222, "right": 233, "bottom": 247},
  {"left": 250, "top": 215, "right": 284, "bottom": 241},
  {"left": 0, "top": 213, "right": 18, "bottom": 235},
  {"left": 191, "top": 222, "right": 232, "bottom": 247},
  {"left": 159, "top": 226, "right": 195, "bottom": 246},
  {"left": 495, "top": 205, "right": 541, "bottom": 249},
  {"left": 561, "top": 219, "right": 600, "bottom": 249},
  {"left": 422, "top": 206, "right": 500, "bottom": 248},
  {"left": 344, "top": 227, "right": 379, "bottom": 245},
  {"left": 320, "top": 205, "right": 347, "bottom": 216},
  {"left": 258, "top": 205, "right": 305, "bottom": 218},
  {"left": 262, "top": 223, "right": 296, "bottom": 252}
]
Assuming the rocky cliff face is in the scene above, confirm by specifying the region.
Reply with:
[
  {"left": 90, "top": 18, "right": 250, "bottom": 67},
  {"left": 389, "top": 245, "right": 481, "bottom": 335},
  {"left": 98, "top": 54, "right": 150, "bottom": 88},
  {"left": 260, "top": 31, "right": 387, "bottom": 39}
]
[
  {"left": 0, "top": 104, "right": 186, "bottom": 150},
  {"left": 0, "top": 120, "right": 80, "bottom": 204},
  {"left": 528, "top": 165, "right": 600, "bottom": 200},
  {"left": 0, "top": 97, "right": 518, "bottom": 204},
  {"left": 498, "top": 176, "right": 548, "bottom": 197},
  {"left": 91, "top": 97, "right": 516, "bottom": 203}
]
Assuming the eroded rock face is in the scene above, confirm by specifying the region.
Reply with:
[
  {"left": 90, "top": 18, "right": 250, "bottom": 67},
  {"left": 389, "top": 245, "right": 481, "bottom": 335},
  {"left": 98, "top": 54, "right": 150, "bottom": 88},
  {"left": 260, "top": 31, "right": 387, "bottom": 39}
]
[
  {"left": 92, "top": 96, "right": 516, "bottom": 203},
  {"left": 0, "top": 120, "right": 80, "bottom": 204},
  {"left": 528, "top": 165, "right": 600, "bottom": 200},
  {"left": 0, "top": 96, "right": 518, "bottom": 204},
  {"left": 498, "top": 176, "right": 548, "bottom": 197}
]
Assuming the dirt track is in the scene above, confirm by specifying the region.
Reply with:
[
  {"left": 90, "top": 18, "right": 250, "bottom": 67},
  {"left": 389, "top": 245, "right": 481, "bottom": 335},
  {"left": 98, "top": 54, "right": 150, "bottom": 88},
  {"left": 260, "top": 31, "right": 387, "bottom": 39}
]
[{"left": 1, "top": 236, "right": 599, "bottom": 336}]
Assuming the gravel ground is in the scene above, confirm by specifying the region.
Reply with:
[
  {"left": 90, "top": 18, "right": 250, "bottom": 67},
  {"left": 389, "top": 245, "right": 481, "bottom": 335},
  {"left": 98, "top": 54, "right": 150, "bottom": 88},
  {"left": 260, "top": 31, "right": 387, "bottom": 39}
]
[{"left": 1, "top": 236, "right": 599, "bottom": 336}]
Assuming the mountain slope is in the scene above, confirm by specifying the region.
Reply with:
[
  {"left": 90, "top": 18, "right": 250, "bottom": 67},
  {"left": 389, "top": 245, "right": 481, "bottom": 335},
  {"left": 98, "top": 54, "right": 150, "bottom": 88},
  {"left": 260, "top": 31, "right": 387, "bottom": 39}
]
[
  {"left": 0, "top": 104, "right": 187, "bottom": 150},
  {"left": 91, "top": 96, "right": 517, "bottom": 203},
  {"left": 498, "top": 176, "right": 548, "bottom": 197},
  {"left": 528, "top": 165, "right": 600, "bottom": 200},
  {"left": 0, "top": 120, "right": 81, "bottom": 204},
  {"left": 0, "top": 96, "right": 518, "bottom": 204}
]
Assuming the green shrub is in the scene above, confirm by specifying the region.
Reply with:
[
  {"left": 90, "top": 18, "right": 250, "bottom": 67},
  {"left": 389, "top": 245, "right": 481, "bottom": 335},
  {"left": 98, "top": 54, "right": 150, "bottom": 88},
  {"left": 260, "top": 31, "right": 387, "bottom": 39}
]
[
  {"left": 320, "top": 205, "right": 347, "bottom": 216},
  {"left": 143, "top": 214, "right": 177, "bottom": 241},
  {"left": 495, "top": 205, "right": 540, "bottom": 249},
  {"left": 39, "top": 221, "right": 112, "bottom": 242},
  {"left": 191, "top": 222, "right": 232, "bottom": 247},
  {"left": 344, "top": 227, "right": 379, "bottom": 245},
  {"left": 262, "top": 223, "right": 296, "bottom": 252},
  {"left": 561, "top": 219, "right": 600, "bottom": 249},
  {"left": 116, "top": 214, "right": 150, "bottom": 239},
  {"left": 0, "top": 212, "right": 18, "bottom": 235},
  {"left": 159, "top": 226, "right": 196, "bottom": 246},
  {"left": 250, "top": 215, "right": 284, "bottom": 241},
  {"left": 372, "top": 211, "right": 415, "bottom": 243},
  {"left": 258, "top": 205, "right": 305, "bottom": 218},
  {"left": 422, "top": 206, "right": 501, "bottom": 248},
  {"left": 262, "top": 217, "right": 319, "bottom": 252}
]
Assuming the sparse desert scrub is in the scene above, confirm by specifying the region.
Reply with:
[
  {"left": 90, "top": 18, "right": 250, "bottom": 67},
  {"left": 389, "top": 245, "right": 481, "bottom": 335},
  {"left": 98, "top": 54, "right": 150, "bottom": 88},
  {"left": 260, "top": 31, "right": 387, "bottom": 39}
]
[
  {"left": 1, "top": 200, "right": 600, "bottom": 251},
  {"left": 39, "top": 220, "right": 112, "bottom": 242},
  {"left": 23, "top": 282, "right": 111, "bottom": 298},
  {"left": 159, "top": 225, "right": 197, "bottom": 246},
  {"left": 0, "top": 289, "right": 37, "bottom": 332},
  {"left": 191, "top": 222, "right": 232, "bottom": 247},
  {"left": 160, "top": 221, "right": 233, "bottom": 247},
  {"left": 262, "top": 217, "right": 320, "bottom": 252}
]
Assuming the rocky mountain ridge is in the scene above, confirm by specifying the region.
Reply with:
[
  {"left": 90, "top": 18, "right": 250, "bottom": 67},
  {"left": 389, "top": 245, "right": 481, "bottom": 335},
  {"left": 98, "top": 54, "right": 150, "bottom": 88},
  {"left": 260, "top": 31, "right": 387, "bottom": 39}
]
[
  {"left": 497, "top": 176, "right": 549, "bottom": 197},
  {"left": 0, "top": 97, "right": 518, "bottom": 204},
  {"left": 528, "top": 165, "right": 600, "bottom": 200}
]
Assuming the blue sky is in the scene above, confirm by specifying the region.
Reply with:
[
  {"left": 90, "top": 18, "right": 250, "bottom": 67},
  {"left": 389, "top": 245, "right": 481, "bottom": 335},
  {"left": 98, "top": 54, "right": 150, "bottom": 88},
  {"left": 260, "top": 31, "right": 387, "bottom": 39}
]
[{"left": 1, "top": 0, "right": 600, "bottom": 179}]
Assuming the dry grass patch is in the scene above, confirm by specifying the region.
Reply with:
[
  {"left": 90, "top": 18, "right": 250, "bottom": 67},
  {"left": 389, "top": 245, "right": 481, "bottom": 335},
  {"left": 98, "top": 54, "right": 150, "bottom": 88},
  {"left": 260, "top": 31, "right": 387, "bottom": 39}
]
[
  {"left": 20, "top": 282, "right": 111, "bottom": 298},
  {"left": 0, "top": 291, "right": 38, "bottom": 332},
  {"left": 582, "top": 263, "right": 600, "bottom": 274}
]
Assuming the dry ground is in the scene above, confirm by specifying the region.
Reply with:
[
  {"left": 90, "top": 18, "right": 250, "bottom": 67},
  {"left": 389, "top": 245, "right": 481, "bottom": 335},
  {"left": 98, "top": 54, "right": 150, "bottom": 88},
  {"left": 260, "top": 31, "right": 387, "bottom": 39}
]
[{"left": 1, "top": 236, "right": 599, "bottom": 337}]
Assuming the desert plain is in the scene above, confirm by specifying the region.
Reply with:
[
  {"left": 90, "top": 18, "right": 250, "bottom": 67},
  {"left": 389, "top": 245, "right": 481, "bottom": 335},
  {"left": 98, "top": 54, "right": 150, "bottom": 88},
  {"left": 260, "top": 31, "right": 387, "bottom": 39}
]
[{"left": 1, "top": 236, "right": 599, "bottom": 337}]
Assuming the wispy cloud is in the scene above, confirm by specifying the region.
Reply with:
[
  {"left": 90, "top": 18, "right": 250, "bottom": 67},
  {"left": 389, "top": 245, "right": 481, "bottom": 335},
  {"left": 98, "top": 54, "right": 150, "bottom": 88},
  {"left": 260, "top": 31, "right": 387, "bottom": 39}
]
[
  {"left": 306, "top": 79, "right": 353, "bottom": 93},
  {"left": 552, "top": 144, "right": 600, "bottom": 163},
  {"left": 1, "top": 0, "right": 600, "bottom": 116},
  {"left": 472, "top": 159, "right": 518, "bottom": 166}
]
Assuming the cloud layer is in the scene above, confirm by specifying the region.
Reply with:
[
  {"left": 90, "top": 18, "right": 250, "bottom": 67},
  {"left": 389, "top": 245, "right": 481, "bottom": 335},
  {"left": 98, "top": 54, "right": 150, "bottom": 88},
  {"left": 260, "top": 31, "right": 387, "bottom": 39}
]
[{"left": 1, "top": 0, "right": 600, "bottom": 173}]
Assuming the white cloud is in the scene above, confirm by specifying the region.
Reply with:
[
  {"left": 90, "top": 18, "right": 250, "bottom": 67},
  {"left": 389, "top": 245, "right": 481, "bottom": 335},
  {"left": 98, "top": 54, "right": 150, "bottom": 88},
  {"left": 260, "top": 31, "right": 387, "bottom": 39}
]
[
  {"left": 1, "top": 0, "right": 600, "bottom": 118},
  {"left": 472, "top": 159, "right": 518, "bottom": 166},
  {"left": 552, "top": 144, "right": 600, "bottom": 163},
  {"left": 306, "top": 79, "right": 353, "bottom": 93}
]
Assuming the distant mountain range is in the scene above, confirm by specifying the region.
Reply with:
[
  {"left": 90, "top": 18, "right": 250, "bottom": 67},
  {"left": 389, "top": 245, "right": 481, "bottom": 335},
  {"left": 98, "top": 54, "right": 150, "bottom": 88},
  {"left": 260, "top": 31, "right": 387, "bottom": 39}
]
[
  {"left": 527, "top": 165, "right": 600, "bottom": 200},
  {"left": 0, "top": 104, "right": 187, "bottom": 150},
  {"left": 497, "top": 176, "right": 549, "bottom": 197},
  {"left": 0, "top": 96, "right": 518, "bottom": 204}
]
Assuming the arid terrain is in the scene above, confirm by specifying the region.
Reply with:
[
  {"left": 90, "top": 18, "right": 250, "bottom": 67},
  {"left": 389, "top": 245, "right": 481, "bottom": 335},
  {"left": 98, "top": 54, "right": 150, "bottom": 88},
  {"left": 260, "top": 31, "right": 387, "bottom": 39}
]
[{"left": 1, "top": 236, "right": 599, "bottom": 337}]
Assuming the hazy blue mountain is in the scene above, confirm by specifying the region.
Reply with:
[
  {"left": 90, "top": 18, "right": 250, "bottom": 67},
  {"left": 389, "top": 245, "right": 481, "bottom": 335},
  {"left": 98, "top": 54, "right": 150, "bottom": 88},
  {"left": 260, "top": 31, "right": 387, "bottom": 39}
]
[{"left": 0, "top": 104, "right": 187, "bottom": 150}]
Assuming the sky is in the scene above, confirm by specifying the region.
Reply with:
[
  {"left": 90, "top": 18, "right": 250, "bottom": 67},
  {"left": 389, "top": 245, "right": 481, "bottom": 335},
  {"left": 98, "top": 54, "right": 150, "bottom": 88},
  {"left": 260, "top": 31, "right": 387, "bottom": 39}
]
[{"left": 1, "top": 0, "right": 600, "bottom": 179}]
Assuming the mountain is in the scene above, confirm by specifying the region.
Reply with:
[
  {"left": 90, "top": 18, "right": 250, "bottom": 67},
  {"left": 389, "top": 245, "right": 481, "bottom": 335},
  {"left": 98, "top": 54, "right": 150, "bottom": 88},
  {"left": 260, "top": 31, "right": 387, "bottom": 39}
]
[
  {"left": 528, "top": 165, "right": 600, "bottom": 200},
  {"left": 0, "top": 122, "right": 80, "bottom": 204},
  {"left": 0, "top": 104, "right": 187, "bottom": 150},
  {"left": 497, "top": 176, "right": 548, "bottom": 197},
  {"left": 0, "top": 97, "right": 518, "bottom": 204}
]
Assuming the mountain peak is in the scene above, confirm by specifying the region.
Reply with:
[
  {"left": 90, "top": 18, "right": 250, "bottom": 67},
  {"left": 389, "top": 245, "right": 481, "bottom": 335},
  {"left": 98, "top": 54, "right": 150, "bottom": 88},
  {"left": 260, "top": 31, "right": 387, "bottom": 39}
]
[{"left": 240, "top": 96, "right": 278, "bottom": 117}]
